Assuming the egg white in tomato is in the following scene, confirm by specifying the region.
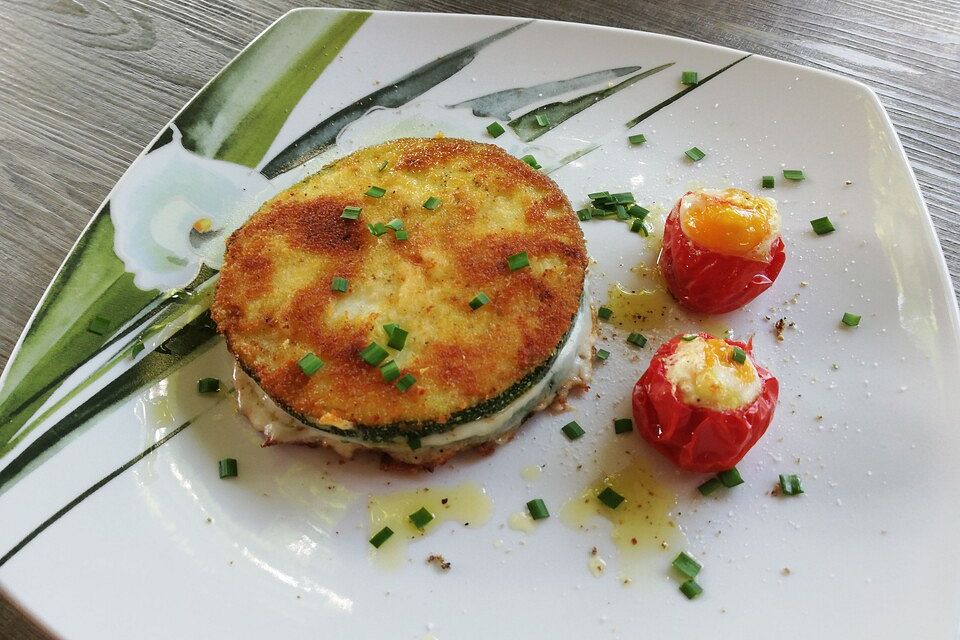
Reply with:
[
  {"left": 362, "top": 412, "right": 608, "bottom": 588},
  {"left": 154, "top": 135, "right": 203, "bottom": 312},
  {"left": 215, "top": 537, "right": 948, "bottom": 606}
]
[{"left": 663, "top": 335, "right": 761, "bottom": 411}]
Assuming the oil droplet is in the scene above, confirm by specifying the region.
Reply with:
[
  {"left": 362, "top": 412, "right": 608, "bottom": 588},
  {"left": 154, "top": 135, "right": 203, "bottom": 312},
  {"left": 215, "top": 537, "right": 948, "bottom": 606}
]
[
  {"left": 588, "top": 552, "right": 607, "bottom": 577},
  {"left": 697, "top": 318, "right": 731, "bottom": 340},
  {"left": 561, "top": 463, "right": 681, "bottom": 579},
  {"left": 606, "top": 282, "right": 675, "bottom": 332},
  {"left": 508, "top": 512, "right": 536, "bottom": 534},
  {"left": 368, "top": 483, "right": 492, "bottom": 568},
  {"left": 520, "top": 465, "right": 542, "bottom": 482}
]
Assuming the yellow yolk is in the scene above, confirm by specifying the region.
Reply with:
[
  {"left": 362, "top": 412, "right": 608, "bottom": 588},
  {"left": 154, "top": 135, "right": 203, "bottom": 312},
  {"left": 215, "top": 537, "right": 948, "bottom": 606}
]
[
  {"left": 664, "top": 336, "right": 761, "bottom": 411},
  {"left": 679, "top": 188, "right": 780, "bottom": 260}
]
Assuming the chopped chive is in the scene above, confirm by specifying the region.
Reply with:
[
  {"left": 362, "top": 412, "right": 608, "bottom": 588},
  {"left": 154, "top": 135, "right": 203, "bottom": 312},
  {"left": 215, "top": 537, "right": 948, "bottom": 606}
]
[
  {"left": 380, "top": 360, "right": 401, "bottom": 382},
  {"left": 577, "top": 208, "right": 593, "bottom": 221},
  {"left": 297, "top": 353, "right": 325, "bottom": 376},
  {"left": 685, "top": 147, "right": 705, "bottom": 162},
  {"left": 218, "top": 458, "right": 238, "bottom": 479},
  {"left": 386, "top": 326, "right": 408, "bottom": 350},
  {"left": 731, "top": 346, "right": 746, "bottom": 365},
  {"left": 383, "top": 323, "right": 399, "bottom": 337},
  {"left": 595, "top": 348, "right": 610, "bottom": 361},
  {"left": 521, "top": 154, "right": 541, "bottom": 170},
  {"left": 331, "top": 277, "right": 349, "bottom": 293},
  {"left": 561, "top": 421, "right": 585, "bottom": 440},
  {"left": 87, "top": 316, "right": 110, "bottom": 336},
  {"left": 841, "top": 312, "right": 861, "bottom": 327},
  {"left": 629, "top": 205, "right": 649, "bottom": 219},
  {"left": 630, "top": 218, "right": 649, "bottom": 235},
  {"left": 131, "top": 339, "right": 145, "bottom": 358},
  {"left": 360, "top": 342, "right": 389, "bottom": 366},
  {"left": 679, "top": 579, "right": 703, "bottom": 599},
  {"left": 597, "top": 306, "right": 613, "bottom": 320},
  {"left": 507, "top": 251, "right": 530, "bottom": 271},
  {"left": 486, "top": 121, "right": 505, "bottom": 137},
  {"left": 341, "top": 205, "right": 362, "bottom": 220},
  {"left": 597, "top": 487, "right": 625, "bottom": 509},
  {"left": 535, "top": 114, "right": 550, "bottom": 127},
  {"left": 627, "top": 332, "right": 648, "bottom": 347},
  {"left": 394, "top": 229, "right": 409, "bottom": 241},
  {"left": 681, "top": 70, "right": 699, "bottom": 85},
  {"left": 406, "top": 433, "right": 422, "bottom": 450},
  {"left": 378, "top": 160, "right": 388, "bottom": 172},
  {"left": 672, "top": 551, "right": 702, "bottom": 578},
  {"left": 682, "top": 334, "right": 698, "bottom": 341},
  {"left": 469, "top": 292, "right": 491, "bottom": 310},
  {"left": 783, "top": 169, "right": 805, "bottom": 181},
  {"left": 810, "top": 216, "right": 835, "bottom": 235},
  {"left": 422, "top": 196, "right": 442, "bottom": 210},
  {"left": 611, "top": 192, "right": 635, "bottom": 204},
  {"left": 369, "top": 526, "right": 394, "bottom": 548},
  {"left": 386, "top": 218, "right": 404, "bottom": 231},
  {"left": 779, "top": 473, "right": 804, "bottom": 496},
  {"left": 396, "top": 373, "right": 417, "bottom": 392},
  {"left": 761, "top": 175, "right": 775, "bottom": 189},
  {"left": 587, "top": 191, "right": 610, "bottom": 200},
  {"left": 615, "top": 204, "right": 629, "bottom": 220},
  {"left": 628, "top": 133, "right": 647, "bottom": 145},
  {"left": 613, "top": 418, "right": 634, "bottom": 434},
  {"left": 409, "top": 506, "right": 435, "bottom": 529},
  {"left": 368, "top": 222, "right": 388, "bottom": 236},
  {"left": 365, "top": 186, "right": 386, "bottom": 198},
  {"left": 718, "top": 467, "right": 744, "bottom": 488},
  {"left": 527, "top": 498, "right": 550, "bottom": 520},
  {"left": 698, "top": 477, "right": 723, "bottom": 496},
  {"left": 197, "top": 377, "right": 221, "bottom": 393}
]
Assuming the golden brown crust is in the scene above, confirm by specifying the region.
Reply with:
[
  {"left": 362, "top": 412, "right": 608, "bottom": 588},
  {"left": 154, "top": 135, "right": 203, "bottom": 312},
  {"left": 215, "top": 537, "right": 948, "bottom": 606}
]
[{"left": 212, "top": 138, "right": 587, "bottom": 429}]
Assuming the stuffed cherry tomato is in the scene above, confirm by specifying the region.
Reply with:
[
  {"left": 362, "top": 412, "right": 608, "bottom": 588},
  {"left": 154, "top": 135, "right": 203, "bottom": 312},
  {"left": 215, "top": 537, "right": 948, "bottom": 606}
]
[
  {"left": 658, "top": 188, "right": 785, "bottom": 314},
  {"left": 632, "top": 333, "right": 778, "bottom": 472}
]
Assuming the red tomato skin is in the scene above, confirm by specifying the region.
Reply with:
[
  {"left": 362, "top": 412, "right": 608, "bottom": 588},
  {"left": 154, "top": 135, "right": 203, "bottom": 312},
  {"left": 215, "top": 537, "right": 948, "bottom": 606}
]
[
  {"left": 658, "top": 195, "right": 786, "bottom": 314},
  {"left": 632, "top": 334, "right": 779, "bottom": 473}
]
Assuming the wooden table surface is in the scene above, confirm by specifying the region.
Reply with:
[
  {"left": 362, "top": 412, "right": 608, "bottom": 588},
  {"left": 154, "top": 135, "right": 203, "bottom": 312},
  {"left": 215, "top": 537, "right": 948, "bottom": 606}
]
[{"left": 0, "top": 0, "right": 957, "bottom": 637}]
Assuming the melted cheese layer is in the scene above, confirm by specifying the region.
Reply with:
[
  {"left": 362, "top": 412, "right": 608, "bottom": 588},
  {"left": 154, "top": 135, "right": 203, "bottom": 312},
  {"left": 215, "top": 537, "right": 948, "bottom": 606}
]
[{"left": 664, "top": 336, "right": 761, "bottom": 411}]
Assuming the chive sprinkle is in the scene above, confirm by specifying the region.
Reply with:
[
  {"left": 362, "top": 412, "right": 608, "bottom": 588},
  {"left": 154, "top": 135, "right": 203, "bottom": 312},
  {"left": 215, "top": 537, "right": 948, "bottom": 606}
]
[
  {"left": 595, "top": 348, "right": 610, "bottom": 361},
  {"left": 360, "top": 342, "right": 389, "bottom": 366},
  {"left": 486, "top": 121, "right": 505, "bottom": 138},
  {"left": 628, "top": 133, "right": 647, "bottom": 145},
  {"left": 369, "top": 526, "right": 394, "bottom": 548},
  {"left": 365, "top": 186, "right": 386, "bottom": 198},
  {"left": 718, "top": 467, "right": 744, "bottom": 488},
  {"left": 615, "top": 204, "right": 630, "bottom": 220},
  {"left": 297, "top": 353, "right": 325, "bottom": 376},
  {"left": 331, "top": 277, "right": 349, "bottom": 293},
  {"left": 627, "top": 332, "right": 648, "bottom": 347},
  {"left": 409, "top": 506, "right": 435, "bottom": 529},
  {"left": 87, "top": 316, "right": 110, "bottom": 336},
  {"left": 629, "top": 205, "right": 649, "bottom": 219},
  {"left": 731, "top": 346, "right": 746, "bottom": 365},
  {"left": 380, "top": 360, "right": 401, "bottom": 382},
  {"left": 577, "top": 208, "right": 593, "bottom": 221},
  {"left": 698, "top": 477, "right": 723, "bottom": 496},
  {"left": 535, "top": 114, "right": 550, "bottom": 127},
  {"left": 682, "top": 334, "right": 698, "bottom": 341},
  {"left": 382, "top": 323, "right": 399, "bottom": 337},
  {"left": 761, "top": 175, "right": 775, "bottom": 189},
  {"left": 527, "top": 498, "right": 550, "bottom": 520},
  {"left": 197, "top": 377, "right": 221, "bottom": 393},
  {"left": 597, "top": 487, "right": 625, "bottom": 509},
  {"left": 394, "top": 229, "right": 409, "bottom": 241},
  {"left": 396, "top": 373, "right": 417, "bottom": 392},
  {"left": 783, "top": 169, "right": 805, "bottom": 181},
  {"left": 587, "top": 190, "right": 610, "bottom": 200},
  {"left": 841, "top": 312, "right": 861, "bottom": 327},
  {"left": 386, "top": 326, "right": 408, "bottom": 350},
  {"left": 386, "top": 218, "right": 404, "bottom": 231},
  {"left": 131, "top": 339, "right": 145, "bottom": 358},
  {"left": 469, "top": 292, "right": 491, "bottom": 310},
  {"left": 218, "top": 458, "right": 238, "bottom": 479},
  {"left": 613, "top": 418, "right": 634, "bottom": 434},
  {"left": 810, "top": 216, "right": 835, "bottom": 235},
  {"left": 679, "top": 579, "right": 703, "bottom": 600},
  {"left": 422, "top": 196, "right": 442, "bottom": 210},
  {"left": 685, "top": 147, "right": 706, "bottom": 162},
  {"left": 521, "top": 154, "right": 541, "bottom": 170},
  {"left": 779, "top": 473, "right": 804, "bottom": 496},
  {"left": 681, "top": 70, "right": 699, "bottom": 85},
  {"left": 407, "top": 433, "right": 422, "bottom": 450},
  {"left": 561, "top": 421, "right": 585, "bottom": 440},
  {"left": 378, "top": 160, "right": 388, "bottom": 172},
  {"left": 368, "top": 222, "right": 388, "bottom": 236},
  {"left": 631, "top": 218, "right": 649, "bottom": 235},
  {"left": 341, "top": 205, "right": 362, "bottom": 219},
  {"left": 672, "top": 551, "right": 702, "bottom": 579},
  {"left": 597, "top": 306, "right": 613, "bottom": 320},
  {"left": 507, "top": 251, "right": 530, "bottom": 271}
]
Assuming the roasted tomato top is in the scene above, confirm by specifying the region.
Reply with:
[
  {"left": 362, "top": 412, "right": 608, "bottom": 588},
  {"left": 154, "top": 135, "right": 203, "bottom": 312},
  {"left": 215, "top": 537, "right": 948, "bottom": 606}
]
[
  {"left": 632, "top": 333, "right": 779, "bottom": 472},
  {"left": 658, "top": 188, "right": 786, "bottom": 314}
]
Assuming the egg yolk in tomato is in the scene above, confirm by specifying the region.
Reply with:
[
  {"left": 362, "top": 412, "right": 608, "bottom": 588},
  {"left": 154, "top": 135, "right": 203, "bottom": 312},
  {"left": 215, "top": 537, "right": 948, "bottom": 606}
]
[
  {"left": 679, "top": 188, "right": 780, "bottom": 260},
  {"left": 664, "top": 336, "right": 761, "bottom": 411}
]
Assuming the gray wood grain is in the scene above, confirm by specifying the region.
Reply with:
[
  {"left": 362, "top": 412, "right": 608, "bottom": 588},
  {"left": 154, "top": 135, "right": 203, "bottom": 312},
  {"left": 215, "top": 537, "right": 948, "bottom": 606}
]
[{"left": 0, "top": 1, "right": 957, "bottom": 637}]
